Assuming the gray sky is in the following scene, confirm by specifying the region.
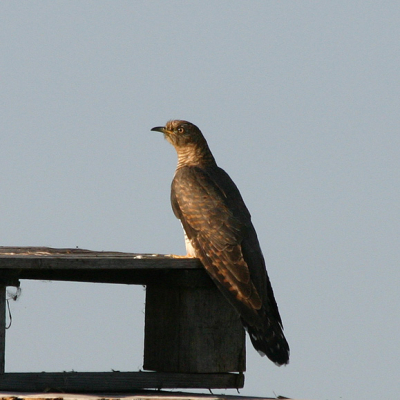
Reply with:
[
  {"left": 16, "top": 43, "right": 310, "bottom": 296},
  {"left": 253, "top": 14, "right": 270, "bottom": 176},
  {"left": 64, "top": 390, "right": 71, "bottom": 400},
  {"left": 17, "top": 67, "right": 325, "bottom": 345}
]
[{"left": 1, "top": 2, "right": 399, "bottom": 399}]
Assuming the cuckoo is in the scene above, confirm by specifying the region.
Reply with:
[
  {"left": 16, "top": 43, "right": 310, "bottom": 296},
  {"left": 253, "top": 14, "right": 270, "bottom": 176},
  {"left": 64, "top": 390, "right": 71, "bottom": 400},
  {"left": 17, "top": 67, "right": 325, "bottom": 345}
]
[{"left": 151, "top": 120, "right": 290, "bottom": 366}]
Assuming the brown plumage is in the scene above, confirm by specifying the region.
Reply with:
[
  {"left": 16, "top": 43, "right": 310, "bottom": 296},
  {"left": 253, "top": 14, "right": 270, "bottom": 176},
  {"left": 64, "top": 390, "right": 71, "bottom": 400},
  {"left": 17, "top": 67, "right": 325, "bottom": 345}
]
[{"left": 151, "top": 120, "right": 290, "bottom": 365}]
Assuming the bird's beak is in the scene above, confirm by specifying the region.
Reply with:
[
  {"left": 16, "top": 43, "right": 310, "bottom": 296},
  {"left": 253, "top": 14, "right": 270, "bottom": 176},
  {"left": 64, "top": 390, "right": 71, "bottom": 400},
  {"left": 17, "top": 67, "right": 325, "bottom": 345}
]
[{"left": 151, "top": 126, "right": 166, "bottom": 133}]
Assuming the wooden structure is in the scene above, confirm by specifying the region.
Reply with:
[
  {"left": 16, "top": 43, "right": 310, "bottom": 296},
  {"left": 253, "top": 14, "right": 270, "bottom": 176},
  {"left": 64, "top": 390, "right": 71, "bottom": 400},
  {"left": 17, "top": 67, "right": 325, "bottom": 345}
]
[
  {"left": 0, "top": 392, "right": 291, "bottom": 400},
  {"left": 0, "top": 247, "right": 245, "bottom": 392}
]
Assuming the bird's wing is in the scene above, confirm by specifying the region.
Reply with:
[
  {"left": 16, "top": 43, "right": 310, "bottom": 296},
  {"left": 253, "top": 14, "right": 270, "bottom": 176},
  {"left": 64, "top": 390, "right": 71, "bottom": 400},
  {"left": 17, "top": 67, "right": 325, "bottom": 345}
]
[
  {"left": 172, "top": 165, "right": 289, "bottom": 365},
  {"left": 171, "top": 165, "right": 263, "bottom": 315}
]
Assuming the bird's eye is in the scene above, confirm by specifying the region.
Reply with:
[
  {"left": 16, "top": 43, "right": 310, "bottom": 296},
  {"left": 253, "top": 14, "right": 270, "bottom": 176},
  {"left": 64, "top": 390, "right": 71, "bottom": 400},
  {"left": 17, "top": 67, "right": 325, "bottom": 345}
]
[{"left": 177, "top": 127, "right": 185, "bottom": 134}]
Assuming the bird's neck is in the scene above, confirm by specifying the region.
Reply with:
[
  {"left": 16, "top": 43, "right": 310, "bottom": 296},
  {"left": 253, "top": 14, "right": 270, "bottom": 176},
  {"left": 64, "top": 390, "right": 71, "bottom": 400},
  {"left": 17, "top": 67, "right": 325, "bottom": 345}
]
[{"left": 175, "top": 143, "right": 216, "bottom": 169}]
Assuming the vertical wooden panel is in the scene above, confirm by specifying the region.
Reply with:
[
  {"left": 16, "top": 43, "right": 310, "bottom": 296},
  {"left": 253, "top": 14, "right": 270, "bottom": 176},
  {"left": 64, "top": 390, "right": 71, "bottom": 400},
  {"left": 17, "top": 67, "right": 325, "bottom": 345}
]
[
  {"left": 144, "top": 284, "right": 245, "bottom": 373},
  {"left": 0, "top": 285, "right": 5, "bottom": 373}
]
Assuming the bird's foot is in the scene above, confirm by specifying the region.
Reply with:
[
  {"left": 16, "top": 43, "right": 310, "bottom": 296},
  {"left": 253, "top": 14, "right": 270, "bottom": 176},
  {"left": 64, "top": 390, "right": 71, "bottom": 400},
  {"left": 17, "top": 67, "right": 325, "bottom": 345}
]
[{"left": 167, "top": 254, "right": 197, "bottom": 258}]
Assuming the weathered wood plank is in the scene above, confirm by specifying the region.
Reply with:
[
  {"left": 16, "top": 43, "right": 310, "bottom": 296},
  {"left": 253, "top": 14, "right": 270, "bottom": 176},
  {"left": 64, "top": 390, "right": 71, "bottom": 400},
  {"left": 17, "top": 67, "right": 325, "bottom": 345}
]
[
  {"left": 0, "top": 394, "right": 286, "bottom": 400},
  {"left": 144, "top": 285, "right": 245, "bottom": 373},
  {"left": 0, "top": 247, "right": 207, "bottom": 287},
  {"left": 0, "top": 372, "right": 244, "bottom": 391},
  {"left": 0, "top": 253, "right": 201, "bottom": 270},
  {"left": 0, "top": 395, "right": 284, "bottom": 400},
  {"left": 0, "top": 286, "right": 4, "bottom": 374}
]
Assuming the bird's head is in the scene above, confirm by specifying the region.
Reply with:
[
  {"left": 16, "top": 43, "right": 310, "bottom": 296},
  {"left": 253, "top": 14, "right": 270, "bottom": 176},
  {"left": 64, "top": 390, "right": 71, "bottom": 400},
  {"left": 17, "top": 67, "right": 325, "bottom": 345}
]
[
  {"left": 151, "top": 120, "right": 205, "bottom": 148},
  {"left": 151, "top": 120, "right": 215, "bottom": 168}
]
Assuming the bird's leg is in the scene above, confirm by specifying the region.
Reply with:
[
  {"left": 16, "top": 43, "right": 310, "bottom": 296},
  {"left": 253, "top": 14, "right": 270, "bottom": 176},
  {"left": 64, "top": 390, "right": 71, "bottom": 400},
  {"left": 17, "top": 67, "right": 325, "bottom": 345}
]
[
  {"left": 167, "top": 230, "right": 198, "bottom": 258},
  {"left": 184, "top": 231, "right": 197, "bottom": 257},
  {"left": 168, "top": 254, "right": 197, "bottom": 258}
]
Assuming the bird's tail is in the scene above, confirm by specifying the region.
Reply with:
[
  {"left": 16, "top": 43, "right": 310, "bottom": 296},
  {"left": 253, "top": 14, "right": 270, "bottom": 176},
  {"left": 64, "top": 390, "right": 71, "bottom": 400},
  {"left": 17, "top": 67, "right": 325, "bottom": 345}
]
[{"left": 242, "top": 319, "right": 290, "bottom": 366}]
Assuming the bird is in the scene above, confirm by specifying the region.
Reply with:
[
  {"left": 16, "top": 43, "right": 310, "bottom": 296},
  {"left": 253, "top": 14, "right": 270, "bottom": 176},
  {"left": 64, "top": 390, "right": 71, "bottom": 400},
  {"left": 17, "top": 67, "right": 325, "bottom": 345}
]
[{"left": 151, "top": 120, "right": 290, "bottom": 366}]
